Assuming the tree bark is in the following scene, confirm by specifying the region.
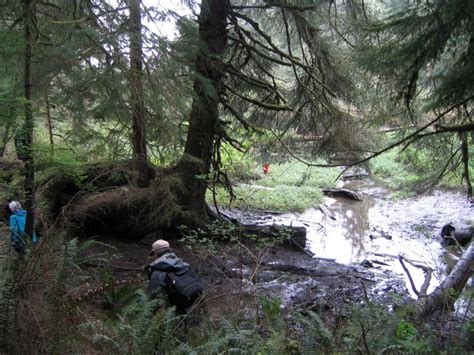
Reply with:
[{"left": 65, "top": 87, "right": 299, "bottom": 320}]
[
  {"left": 22, "top": 0, "right": 35, "bottom": 238},
  {"left": 129, "top": 0, "right": 149, "bottom": 187},
  {"left": 44, "top": 89, "right": 54, "bottom": 147},
  {"left": 176, "top": 0, "right": 230, "bottom": 223},
  {"left": 460, "top": 133, "right": 472, "bottom": 199},
  {"left": 412, "top": 242, "right": 473, "bottom": 317}
]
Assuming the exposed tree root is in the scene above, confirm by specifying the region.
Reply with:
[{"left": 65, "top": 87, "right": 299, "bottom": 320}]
[{"left": 37, "top": 160, "right": 306, "bottom": 246}]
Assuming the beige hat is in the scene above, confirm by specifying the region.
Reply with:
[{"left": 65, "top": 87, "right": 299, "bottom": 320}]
[{"left": 149, "top": 239, "right": 170, "bottom": 256}]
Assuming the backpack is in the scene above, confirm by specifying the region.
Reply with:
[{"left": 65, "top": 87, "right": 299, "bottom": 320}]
[{"left": 167, "top": 266, "right": 203, "bottom": 307}]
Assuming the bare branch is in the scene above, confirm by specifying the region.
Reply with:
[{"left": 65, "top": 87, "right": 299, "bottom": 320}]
[{"left": 399, "top": 256, "right": 419, "bottom": 297}]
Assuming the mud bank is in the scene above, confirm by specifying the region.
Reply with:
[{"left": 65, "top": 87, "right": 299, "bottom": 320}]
[{"left": 219, "top": 179, "right": 473, "bottom": 304}]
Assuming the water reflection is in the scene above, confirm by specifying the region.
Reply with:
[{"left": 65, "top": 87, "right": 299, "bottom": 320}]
[{"left": 269, "top": 179, "right": 473, "bottom": 298}]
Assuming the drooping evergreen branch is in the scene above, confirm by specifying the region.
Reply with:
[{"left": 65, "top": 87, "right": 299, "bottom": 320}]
[
  {"left": 426, "top": 146, "right": 462, "bottom": 192},
  {"left": 234, "top": 11, "right": 341, "bottom": 99},
  {"left": 279, "top": 8, "right": 334, "bottom": 117},
  {"left": 225, "top": 63, "right": 285, "bottom": 102},
  {"left": 228, "top": 19, "right": 289, "bottom": 81},
  {"left": 224, "top": 84, "right": 292, "bottom": 111},
  {"left": 231, "top": 11, "right": 305, "bottom": 63},
  {"left": 335, "top": 95, "right": 474, "bottom": 179},
  {"left": 231, "top": 4, "right": 320, "bottom": 12},
  {"left": 227, "top": 35, "right": 291, "bottom": 67},
  {"left": 268, "top": 127, "right": 343, "bottom": 168},
  {"left": 220, "top": 98, "right": 257, "bottom": 132}
]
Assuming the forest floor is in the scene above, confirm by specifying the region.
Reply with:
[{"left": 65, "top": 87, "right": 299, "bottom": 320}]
[{"left": 81, "top": 231, "right": 408, "bottom": 320}]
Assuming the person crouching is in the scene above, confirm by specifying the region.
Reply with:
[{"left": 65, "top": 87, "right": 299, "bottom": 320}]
[{"left": 145, "top": 239, "right": 203, "bottom": 315}]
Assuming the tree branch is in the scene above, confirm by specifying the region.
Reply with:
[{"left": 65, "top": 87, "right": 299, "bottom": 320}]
[
  {"left": 221, "top": 99, "right": 256, "bottom": 132},
  {"left": 231, "top": 4, "right": 320, "bottom": 11},
  {"left": 225, "top": 63, "right": 286, "bottom": 102},
  {"left": 335, "top": 95, "right": 474, "bottom": 180},
  {"left": 224, "top": 84, "right": 293, "bottom": 111}
]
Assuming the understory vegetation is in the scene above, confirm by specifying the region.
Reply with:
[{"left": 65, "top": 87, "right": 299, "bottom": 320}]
[
  {"left": 0, "top": 224, "right": 472, "bottom": 354},
  {"left": 208, "top": 159, "right": 340, "bottom": 212},
  {"left": 1, "top": 0, "right": 473, "bottom": 353}
]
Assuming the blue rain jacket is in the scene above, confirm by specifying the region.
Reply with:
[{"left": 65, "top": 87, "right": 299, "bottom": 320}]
[{"left": 9, "top": 209, "right": 38, "bottom": 251}]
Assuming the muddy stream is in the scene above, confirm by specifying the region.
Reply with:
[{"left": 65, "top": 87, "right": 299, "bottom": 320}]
[{"left": 226, "top": 177, "right": 473, "bottom": 309}]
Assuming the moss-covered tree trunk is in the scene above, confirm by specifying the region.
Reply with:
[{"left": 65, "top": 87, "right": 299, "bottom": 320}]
[
  {"left": 176, "top": 0, "right": 230, "bottom": 222},
  {"left": 22, "top": 0, "right": 35, "bottom": 238},
  {"left": 129, "top": 0, "right": 149, "bottom": 187}
]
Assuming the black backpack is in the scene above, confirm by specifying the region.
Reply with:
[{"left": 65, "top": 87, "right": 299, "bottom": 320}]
[{"left": 167, "top": 266, "right": 203, "bottom": 308}]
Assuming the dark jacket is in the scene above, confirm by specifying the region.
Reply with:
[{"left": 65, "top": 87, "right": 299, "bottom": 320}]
[
  {"left": 146, "top": 249, "right": 202, "bottom": 312},
  {"left": 146, "top": 249, "right": 189, "bottom": 295}
]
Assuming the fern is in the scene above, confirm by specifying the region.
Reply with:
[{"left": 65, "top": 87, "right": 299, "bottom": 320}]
[
  {"left": 299, "top": 311, "right": 334, "bottom": 354},
  {"left": 52, "top": 237, "right": 79, "bottom": 293},
  {"left": 79, "top": 289, "right": 186, "bottom": 354},
  {"left": 0, "top": 242, "right": 17, "bottom": 349}
]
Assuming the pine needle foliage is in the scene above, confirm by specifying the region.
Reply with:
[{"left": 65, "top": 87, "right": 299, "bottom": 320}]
[
  {"left": 219, "top": 0, "right": 369, "bottom": 160},
  {"left": 357, "top": 0, "right": 474, "bottom": 196}
]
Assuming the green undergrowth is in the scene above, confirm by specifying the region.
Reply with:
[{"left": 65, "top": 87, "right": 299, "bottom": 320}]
[
  {"left": 370, "top": 140, "right": 473, "bottom": 197},
  {"left": 2, "top": 226, "right": 471, "bottom": 353},
  {"left": 208, "top": 160, "right": 341, "bottom": 212},
  {"left": 71, "top": 282, "right": 472, "bottom": 354}
]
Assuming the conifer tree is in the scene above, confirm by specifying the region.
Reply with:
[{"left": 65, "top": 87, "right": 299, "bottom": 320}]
[
  {"left": 358, "top": 0, "right": 473, "bottom": 196},
  {"left": 129, "top": 0, "right": 150, "bottom": 187},
  {"left": 21, "top": 0, "right": 36, "bottom": 237},
  {"left": 177, "top": 0, "right": 362, "bottom": 221}
]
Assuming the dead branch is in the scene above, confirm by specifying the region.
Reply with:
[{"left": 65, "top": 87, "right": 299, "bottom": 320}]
[{"left": 411, "top": 242, "right": 473, "bottom": 317}]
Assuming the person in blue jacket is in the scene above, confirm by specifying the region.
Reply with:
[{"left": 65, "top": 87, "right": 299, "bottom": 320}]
[{"left": 8, "top": 200, "right": 38, "bottom": 254}]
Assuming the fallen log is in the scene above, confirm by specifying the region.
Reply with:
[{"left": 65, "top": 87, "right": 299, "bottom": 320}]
[
  {"left": 322, "top": 188, "right": 362, "bottom": 201},
  {"left": 410, "top": 242, "right": 473, "bottom": 317}
]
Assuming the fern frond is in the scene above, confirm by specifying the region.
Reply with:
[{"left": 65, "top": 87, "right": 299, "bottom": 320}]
[
  {"left": 52, "top": 237, "right": 79, "bottom": 293},
  {"left": 299, "top": 311, "right": 334, "bottom": 354}
]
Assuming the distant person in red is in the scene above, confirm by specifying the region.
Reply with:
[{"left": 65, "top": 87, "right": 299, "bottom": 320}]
[{"left": 262, "top": 163, "right": 270, "bottom": 174}]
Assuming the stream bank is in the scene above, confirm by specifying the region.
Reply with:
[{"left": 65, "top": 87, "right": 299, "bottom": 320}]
[{"left": 218, "top": 177, "right": 473, "bottom": 308}]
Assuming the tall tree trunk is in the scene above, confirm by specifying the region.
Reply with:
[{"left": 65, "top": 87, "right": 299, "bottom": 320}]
[
  {"left": 44, "top": 89, "right": 54, "bottom": 147},
  {"left": 129, "top": 0, "right": 149, "bottom": 187},
  {"left": 460, "top": 133, "right": 472, "bottom": 199},
  {"left": 22, "top": 0, "right": 35, "bottom": 238},
  {"left": 176, "top": 0, "right": 230, "bottom": 221}
]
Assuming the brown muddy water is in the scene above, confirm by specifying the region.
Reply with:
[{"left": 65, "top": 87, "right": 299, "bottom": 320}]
[{"left": 235, "top": 179, "right": 473, "bottom": 304}]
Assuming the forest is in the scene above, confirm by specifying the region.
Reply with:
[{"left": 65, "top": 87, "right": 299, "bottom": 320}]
[{"left": 0, "top": 0, "right": 473, "bottom": 353}]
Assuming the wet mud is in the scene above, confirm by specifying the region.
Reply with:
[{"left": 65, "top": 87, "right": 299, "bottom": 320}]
[
  {"left": 219, "top": 178, "right": 473, "bottom": 308},
  {"left": 78, "top": 177, "right": 472, "bottom": 315}
]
